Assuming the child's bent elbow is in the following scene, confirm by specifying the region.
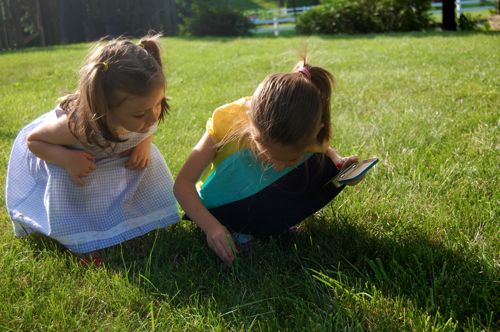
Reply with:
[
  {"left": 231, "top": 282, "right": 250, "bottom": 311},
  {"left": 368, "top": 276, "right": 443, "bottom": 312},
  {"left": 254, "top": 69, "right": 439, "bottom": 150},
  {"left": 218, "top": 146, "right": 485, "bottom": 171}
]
[{"left": 26, "top": 133, "right": 37, "bottom": 152}]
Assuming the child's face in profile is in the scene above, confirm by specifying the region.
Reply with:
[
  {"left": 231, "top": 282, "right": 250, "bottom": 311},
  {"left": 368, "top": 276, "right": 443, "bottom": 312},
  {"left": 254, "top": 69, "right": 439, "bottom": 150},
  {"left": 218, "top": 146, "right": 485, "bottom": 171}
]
[{"left": 107, "top": 86, "right": 164, "bottom": 134}]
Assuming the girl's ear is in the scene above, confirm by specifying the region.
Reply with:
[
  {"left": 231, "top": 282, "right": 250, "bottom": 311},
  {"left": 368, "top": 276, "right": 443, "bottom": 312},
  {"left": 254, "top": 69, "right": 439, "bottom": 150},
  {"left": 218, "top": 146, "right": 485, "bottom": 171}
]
[
  {"left": 316, "top": 122, "right": 326, "bottom": 143},
  {"left": 317, "top": 122, "right": 325, "bottom": 134}
]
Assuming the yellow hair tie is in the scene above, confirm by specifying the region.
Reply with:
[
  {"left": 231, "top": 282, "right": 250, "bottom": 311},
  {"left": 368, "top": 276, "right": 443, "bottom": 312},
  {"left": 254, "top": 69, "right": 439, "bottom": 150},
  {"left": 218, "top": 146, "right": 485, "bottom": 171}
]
[
  {"left": 101, "top": 62, "right": 109, "bottom": 72},
  {"left": 137, "top": 42, "right": 144, "bottom": 48}
]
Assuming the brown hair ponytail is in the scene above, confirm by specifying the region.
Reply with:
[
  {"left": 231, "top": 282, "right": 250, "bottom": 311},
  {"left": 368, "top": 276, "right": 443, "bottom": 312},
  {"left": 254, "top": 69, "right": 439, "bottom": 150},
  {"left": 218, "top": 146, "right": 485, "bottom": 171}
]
[
  {"left": 138, "top": 34, "right": 170, "bottom": 122},
  {"left": 249, "top": 58, "right": 335, "bottom": 151},
  {"left": 138, "top": 35, "right": 163, "bottom": 68},
  {"left": 295, "top": 60, "right": 335, "bottom": 144}
]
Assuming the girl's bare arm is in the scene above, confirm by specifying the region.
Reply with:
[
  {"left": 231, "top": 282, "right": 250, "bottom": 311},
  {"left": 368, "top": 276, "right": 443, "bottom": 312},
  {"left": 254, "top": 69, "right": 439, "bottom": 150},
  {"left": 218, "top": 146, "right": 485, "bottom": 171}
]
[
  {"left": 27, "top": 114, "right": 96, "bottom": 185},
  {"left": 125, "top": 135, "right": 153, "bottom": 170},
  {"left": 173, "top": 132, "right": 236, "bottom": 265}
]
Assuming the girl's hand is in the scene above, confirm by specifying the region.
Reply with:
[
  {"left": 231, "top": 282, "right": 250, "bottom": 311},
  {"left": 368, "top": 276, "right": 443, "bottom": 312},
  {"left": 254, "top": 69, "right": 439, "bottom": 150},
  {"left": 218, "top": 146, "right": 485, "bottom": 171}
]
[
  {"left": 173, "top": 132, "right": 237, "bottom": 265},
  {"left": 326, "top": 148, "right": 363, "bottom": 186},
  {"left": 125, "top": 138, "right": 151, "bottom": 170},
  {"left": 63, "top": 150, "right": 96, "bottom": 186},
  {"left": 326, "top": 147, "right": 356, "bottom": 169},
  {"left": 335, "top": 155, "right": 359, "bottom": 172},
  {"left": 206, "top": 224, "right": 236, "bottom": 265}
]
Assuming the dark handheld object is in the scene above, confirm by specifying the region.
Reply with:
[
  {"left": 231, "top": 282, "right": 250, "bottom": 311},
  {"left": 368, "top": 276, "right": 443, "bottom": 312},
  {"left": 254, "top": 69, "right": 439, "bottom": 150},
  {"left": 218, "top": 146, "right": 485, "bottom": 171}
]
[{"left": 323, "top": 157, "right": 379, "bottom": 190}]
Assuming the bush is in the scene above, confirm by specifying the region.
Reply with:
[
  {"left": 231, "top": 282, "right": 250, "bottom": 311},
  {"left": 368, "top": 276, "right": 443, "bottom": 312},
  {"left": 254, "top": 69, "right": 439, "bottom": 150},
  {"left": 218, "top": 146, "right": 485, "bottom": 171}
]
[
  {"left": 181, "top": 7, "right": 254, "bottom": 36},
  {"left": 458, "top": 13, "right": 490, "bottom": 31},
  {"left": 296, "top": 0, "right": 432, "bottom": 34}
]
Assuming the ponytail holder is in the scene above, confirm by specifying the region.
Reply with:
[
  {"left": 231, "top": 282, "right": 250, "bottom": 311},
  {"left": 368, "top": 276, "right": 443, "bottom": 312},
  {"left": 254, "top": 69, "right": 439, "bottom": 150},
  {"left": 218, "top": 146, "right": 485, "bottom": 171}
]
[
  {"left": 137, "top": 42, "right": 145, "bottom": 48},
  {"left": 298, "top": 66, "right": 311, "bottom": 80},
  {"left": 101, "top": 61, "right": 109, "bottom": 72}
]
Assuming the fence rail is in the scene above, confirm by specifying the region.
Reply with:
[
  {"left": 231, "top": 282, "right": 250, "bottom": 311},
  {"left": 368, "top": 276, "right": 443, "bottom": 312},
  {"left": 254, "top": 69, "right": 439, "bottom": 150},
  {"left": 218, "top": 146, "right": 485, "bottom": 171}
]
[
  {"left": 249, "top": 5, "right": 313, "bottom": 35},
  {"left": 430, "top": 0, "right": 496, "bottom": 15}
]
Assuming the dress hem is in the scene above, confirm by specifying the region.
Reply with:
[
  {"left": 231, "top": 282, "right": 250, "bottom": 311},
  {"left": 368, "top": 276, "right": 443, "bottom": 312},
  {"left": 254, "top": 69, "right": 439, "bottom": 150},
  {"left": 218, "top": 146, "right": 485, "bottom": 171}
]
[{"left": 11, "top": 212, "right": 179, "bottom": 254}]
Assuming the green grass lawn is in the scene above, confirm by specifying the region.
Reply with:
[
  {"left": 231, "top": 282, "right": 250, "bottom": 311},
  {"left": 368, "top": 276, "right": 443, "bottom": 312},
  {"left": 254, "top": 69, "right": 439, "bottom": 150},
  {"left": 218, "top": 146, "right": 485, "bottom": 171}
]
[
  {"left": 0, "top": 32, "right": 499, "bottom": 330},
  {"left": 230, "top": 0, "right": 279, "bottom": 11},
  {"left": 431, "top": 9, "right": 497, "bottom": 26}
]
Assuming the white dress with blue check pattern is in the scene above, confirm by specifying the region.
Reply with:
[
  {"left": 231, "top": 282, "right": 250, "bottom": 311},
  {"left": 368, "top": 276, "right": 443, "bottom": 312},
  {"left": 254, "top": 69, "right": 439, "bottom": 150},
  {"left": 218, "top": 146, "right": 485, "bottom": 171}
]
[{"left": 5, "top": 109, "right": 179, "bottom": 253}]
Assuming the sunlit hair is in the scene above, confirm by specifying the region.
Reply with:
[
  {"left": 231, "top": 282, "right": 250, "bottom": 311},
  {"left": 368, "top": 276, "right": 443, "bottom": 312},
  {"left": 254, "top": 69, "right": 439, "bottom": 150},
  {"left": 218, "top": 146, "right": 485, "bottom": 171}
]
[
  {"left": 219, "top": 58, "right": 335, "bottom": 161},
  {"left": 58, "top": 34, "right": 169, "bottom": 147}
]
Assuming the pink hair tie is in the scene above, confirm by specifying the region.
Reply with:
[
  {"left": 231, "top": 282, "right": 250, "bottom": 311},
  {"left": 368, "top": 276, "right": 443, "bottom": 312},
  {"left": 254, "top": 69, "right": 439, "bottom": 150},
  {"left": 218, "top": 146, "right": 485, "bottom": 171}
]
[{"left": 298, "top": 66, "right": 311, "bottom": 80}]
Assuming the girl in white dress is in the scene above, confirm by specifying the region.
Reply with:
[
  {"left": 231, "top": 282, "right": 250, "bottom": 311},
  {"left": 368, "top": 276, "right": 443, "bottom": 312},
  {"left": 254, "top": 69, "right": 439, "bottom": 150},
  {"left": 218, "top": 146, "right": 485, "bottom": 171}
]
[{"left": 5, "top": 35, "right": 179, "bottom": 258}]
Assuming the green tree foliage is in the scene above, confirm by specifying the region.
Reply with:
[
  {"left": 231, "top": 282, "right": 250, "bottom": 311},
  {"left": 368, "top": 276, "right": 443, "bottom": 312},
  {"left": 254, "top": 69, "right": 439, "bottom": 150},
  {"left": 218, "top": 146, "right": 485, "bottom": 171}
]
[
  {"left": 0, "top": 0, "right": 43, "bottom": 48},
  {"left": 296, "top": 0, "right": 432, "bottom": 34},
  {"left": 176, "top": 0, "right": 254, "bottom": 36}
]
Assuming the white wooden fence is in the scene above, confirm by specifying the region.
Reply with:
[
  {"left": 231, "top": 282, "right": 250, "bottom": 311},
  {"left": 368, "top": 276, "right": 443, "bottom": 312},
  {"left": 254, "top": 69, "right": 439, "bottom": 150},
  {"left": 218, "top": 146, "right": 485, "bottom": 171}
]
[
  {"left": 430, "top": 0, "right": 496, "bottom": 16},
  {"left": 249, "top": 6, "right": 313, "bottom": 35},
  {"left": 250, "top": 1, "right": 497, "bottom": 35}
]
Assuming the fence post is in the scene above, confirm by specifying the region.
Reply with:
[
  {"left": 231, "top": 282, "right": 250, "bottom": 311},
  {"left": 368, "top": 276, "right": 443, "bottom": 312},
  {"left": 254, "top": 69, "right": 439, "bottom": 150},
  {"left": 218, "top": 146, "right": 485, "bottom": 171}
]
[
  {"left": 273, "top": 17, "right": 279, "bottom": 36},
  {"left": 456, "top": 0, "right": 462, "bottom": 17}
]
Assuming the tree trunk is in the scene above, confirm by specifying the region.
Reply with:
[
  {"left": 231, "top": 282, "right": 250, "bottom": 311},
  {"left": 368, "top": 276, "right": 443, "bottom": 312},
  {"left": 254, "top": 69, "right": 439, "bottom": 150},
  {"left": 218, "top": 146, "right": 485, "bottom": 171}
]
[
  {"left": 442, "top": 0, "right": 456, "bottom": 31},
  {"left": 35, "top": 0, "right": 46, "bottom": 46}
]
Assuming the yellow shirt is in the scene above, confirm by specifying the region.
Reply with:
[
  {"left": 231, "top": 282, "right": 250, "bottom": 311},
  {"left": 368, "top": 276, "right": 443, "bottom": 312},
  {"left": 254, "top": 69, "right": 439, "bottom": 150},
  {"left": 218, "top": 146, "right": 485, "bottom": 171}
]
[
  {"left": 206, "top": 96, "right": 329, "bottom": 157},
  {"left": 198, "top": 97, "right": 330, "bottom": 207}
]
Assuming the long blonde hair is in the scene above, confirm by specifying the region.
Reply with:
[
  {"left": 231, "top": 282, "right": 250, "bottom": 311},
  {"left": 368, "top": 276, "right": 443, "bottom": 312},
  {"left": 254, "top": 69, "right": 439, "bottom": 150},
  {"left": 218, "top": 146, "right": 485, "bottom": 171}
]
[{"left": 58, "top": 34, "right": 169, "bottom": 147}]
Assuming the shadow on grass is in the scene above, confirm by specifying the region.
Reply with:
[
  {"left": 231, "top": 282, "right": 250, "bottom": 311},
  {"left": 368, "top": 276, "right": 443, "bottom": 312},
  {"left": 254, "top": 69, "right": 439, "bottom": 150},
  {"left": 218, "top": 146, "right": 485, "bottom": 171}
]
[
  {"left": 300, "top": 215, "right": 498, "bottom": 327},
  {"left": 97, "top": 216, "right": 496, "bottom": 329},
  {"left": 0, "top": 43, "right": 89, "bottom": 55},
  {"left": 310, "top": 30, "right": 500, "bottom": 40},
  {"left": 4, "top": 30, "right": 499, "bottom": 55},
  {"left": 20, "top": 215, "right": 497, "bottom": 329},
  {"left": 181, "top": 29, "right": 500, "bottom": 42}
]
